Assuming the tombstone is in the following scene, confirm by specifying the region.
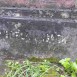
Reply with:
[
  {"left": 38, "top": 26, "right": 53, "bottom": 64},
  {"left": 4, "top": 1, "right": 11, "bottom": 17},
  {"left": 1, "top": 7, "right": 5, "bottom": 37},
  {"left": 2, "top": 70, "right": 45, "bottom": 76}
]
[{"left": 0, "top": 0, "right": 77, "bottom": 60}]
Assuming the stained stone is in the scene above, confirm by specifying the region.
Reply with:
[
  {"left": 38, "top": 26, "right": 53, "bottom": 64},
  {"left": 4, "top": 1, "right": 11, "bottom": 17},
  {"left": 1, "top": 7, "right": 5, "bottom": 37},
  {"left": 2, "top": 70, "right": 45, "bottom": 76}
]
[
  {"left": 0, "top": 1, "right": 76, "bottom": 60},
  {"left": 0, "top": 18, "right": 75, "bottom": 60}
]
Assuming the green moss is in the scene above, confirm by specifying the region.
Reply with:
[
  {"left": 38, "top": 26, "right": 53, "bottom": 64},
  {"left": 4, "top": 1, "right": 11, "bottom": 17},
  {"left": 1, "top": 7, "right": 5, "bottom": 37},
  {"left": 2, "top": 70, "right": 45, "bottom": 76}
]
[
  {"left": 45, "top": 57, "right": 60, "bottom": 63},
  {"left": 28, "top": 57, "right": 60, "bottom": 63},
  {"left": 28, "top": 57, "right": 43, "bottom": 62}
]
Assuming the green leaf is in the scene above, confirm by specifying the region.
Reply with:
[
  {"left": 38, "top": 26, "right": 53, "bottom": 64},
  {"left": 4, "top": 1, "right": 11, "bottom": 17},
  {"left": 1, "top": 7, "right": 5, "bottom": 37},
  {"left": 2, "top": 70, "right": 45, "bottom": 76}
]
[
  {"left": 71, "top": 62, "right": 77, "bottom": 72},
  {"left": 60, "top": 75, "right": 65, "bottom": 77},
  {"left": 71, "top": 72, "right": 76, "bottom": 77},
  {"left": 59, "top": 58, "right": 71, "bottom": 71}
]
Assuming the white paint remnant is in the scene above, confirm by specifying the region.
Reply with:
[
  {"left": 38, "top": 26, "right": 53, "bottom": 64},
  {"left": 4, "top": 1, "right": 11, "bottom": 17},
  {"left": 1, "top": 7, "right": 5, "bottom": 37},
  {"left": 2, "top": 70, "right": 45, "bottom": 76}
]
[
  {"left": 21, "top": 38, "right": 25, "bottom": 40},
  {"left": 61, "top": 12, "right": 69, "bottom": 18},
  {"left": 51, "top": 34, "right": 54, "bottom": 40},
  {"left": 58, "top": 37, "right": 68, "bottom": 44},
  {"left": 5, "top": 36, "right": 8, "bottom": 39},
  {"left": 0, "top": 32, "right": 1, "bottom": 35},
  {"left": 14, "top": 23, "right": 21, "bottom": 29},
  {"left": 43, "top": 39, "right": 44, "bottom": 42},
  {"left": 5, "top": 31, "right": 8, "bottom": 33},
  {"left": 57, "top": 34, "right": 61, "bottom": 37},
  {"left": 46, "top": 37, "right": 50, "bottom": 42},
  {"left": 15, "top": 13, "right": 20, "bottom": 17},
  {"left": 16, "top": 34, "right": 19, "bottom": 37},
  {"left": 34, "top": 38, "right": 37, "bottom": 43}
]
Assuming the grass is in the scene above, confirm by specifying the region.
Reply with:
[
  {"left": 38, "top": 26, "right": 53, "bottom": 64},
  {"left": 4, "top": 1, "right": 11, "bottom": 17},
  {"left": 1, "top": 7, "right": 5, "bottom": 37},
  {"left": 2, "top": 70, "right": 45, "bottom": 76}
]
[
  {"left": 2, "top": 58, "right": 75, "bottom": 77},
  {"left": 4, "top": 59, "right": 63, "bottom": 77}
]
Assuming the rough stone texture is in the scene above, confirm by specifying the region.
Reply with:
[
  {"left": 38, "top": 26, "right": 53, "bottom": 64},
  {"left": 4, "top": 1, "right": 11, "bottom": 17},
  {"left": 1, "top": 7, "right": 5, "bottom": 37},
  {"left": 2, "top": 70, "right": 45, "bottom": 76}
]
[
  {"left": 0, "top": 0, "right": 76, "bottom": 60},
  {"left": 0, "top": 20, "right": 76, "bottom": 60},
  {"left": 0, "top": 8, "right": 76, "bottom": 60}
]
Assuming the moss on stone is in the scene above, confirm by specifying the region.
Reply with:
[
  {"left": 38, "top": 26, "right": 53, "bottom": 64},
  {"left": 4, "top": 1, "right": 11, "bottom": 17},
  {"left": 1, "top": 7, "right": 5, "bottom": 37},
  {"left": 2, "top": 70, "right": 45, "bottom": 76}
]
[
  {"left": 28, "top": 57, "right": 43, "bottom": 62},
  {"left": 44, "top": 57, "right": 60, "bottom": 63},
  {"left": 28, "top": 57, "right": 60, "bottom": 63}
]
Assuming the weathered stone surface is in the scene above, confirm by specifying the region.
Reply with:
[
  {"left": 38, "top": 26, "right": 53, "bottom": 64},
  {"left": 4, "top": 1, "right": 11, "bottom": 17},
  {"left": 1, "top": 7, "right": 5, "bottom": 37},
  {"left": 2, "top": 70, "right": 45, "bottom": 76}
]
[
  {"left": 0, "top": 20, "right": 76, "bottom": 60},
  {"left": 0, "top": 6, "right": 77, "bottom": 62},
  {"left": 0, "top": 8, "right": 76, "bottom": 60}
]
